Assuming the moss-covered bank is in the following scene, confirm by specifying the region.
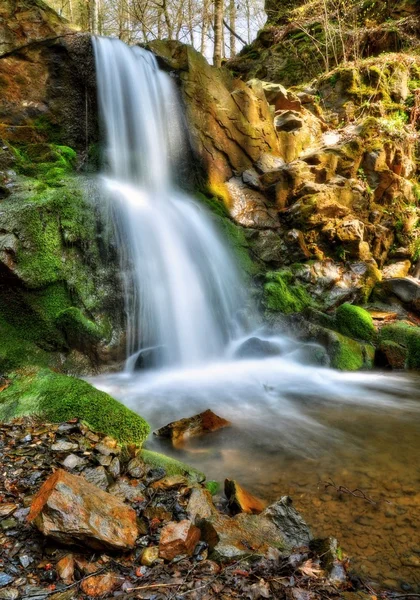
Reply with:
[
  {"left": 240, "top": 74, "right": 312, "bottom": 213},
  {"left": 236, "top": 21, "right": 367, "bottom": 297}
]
[{"left": 0, "top": 368, "right": 150, "bottom": 445}]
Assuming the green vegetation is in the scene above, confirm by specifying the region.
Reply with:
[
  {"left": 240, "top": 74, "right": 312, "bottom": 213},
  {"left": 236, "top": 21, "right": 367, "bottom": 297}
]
[
  {"left": 56, "top": 307, "right": 105, "bottom": 352},
  {"left": 11, "top": 143, "right": 76, "bottom": 188},
  {"left": 335, "top": 303, "right": 375, "bottom": 342},
  {"left": 330, "top": 332, "right": 373, "bottom": 371},
  {"left": 140, "top": 449, "right": 205, "bottom": 483},
  {"left": 0, "top": 369, "right": 150, "bottom": 445},
  {"left": 264, "top": 270, "right": 313, "bottom": 313},
  {"left": 379, "top": 322, "right": 420, "bottom": 369}
]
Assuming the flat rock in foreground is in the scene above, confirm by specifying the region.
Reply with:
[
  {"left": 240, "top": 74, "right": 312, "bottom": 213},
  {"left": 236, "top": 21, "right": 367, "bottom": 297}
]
[{"left": 28, "top": 469, "right": 138, "bottom": 551}]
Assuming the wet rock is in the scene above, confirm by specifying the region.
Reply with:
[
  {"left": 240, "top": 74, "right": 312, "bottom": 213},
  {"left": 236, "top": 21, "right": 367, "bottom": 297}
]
[
  {"left": 108, "top": 478, "right": 146, "bottom": 502},
  {"left": 51, "top": 441, "right": 78, "bottom": 453},
  {"left": 187, "top": 487, "right": 217, "bottom": 522},
  {"left": 262, "top": 496, "right": 312, "bottom": 547},
  {"left": 0, "top": 573, "right": 13, "bottom": 588},
  {"left": 224, "top": 479, "right": 267, "bottom": 515},
  {"left": 82, "top": 466, "right": 110, "bottom": 490},
  {"left": 80, "top": 572, "right": 121, "bottom": 597},
  {"left": 140, "top": 546, "right": 160, "bottom": 566},
  {"left": 159, "top": 520, "right": 201, "bottom": 561},
  {"left": 28, "top": 469, "right": 138, "bottom": 551},
  {"left": 151, "top": 475, "right": 188, "bottom": 490},
  {"left": 199, "top": 512, "right": 288, "bottom": 561},
  {"left": 382, "top": 277, "right": 420, "bottom": 310},
  {"left": 234, "top": 337, "right": 283, "bottom": 359},
  {"left": 154, "top": 410, "right": 231, "bottom": 447},
  {"left": 56, "top": 555, "right": 74, "bottom": 584},
  {"left": 62, "top": 454, "right": 85, "bottom": 470},
  {"left": 127, "top": 456, "right": 146, "bottom": 479}
]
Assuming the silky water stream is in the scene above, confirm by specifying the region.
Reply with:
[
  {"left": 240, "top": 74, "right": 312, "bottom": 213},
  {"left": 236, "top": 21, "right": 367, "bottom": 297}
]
[{"left": 91, "top": 36, "right": 420, "bottom": 590}]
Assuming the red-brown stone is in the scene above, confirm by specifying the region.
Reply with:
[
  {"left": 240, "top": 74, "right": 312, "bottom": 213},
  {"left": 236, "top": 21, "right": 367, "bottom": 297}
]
[
  {"left": 80, "top": 572, "right": 121, "bottom": 597},
  {"left": 28, "top": 469, "right": 138, "bottom": 551},
  {"left": 159, "top": 520, "right": 200, "bottom": 561}
]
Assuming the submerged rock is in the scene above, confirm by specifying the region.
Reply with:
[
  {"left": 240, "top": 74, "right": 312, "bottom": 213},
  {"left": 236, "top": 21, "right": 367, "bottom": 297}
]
[
  {"left": 154, "top": 409, "right": 231, "bottom": 447},
  {"left": 28, "top": 469, "right": 138, "bottom": 551},
  {"left": 234, "top": 336, "right": 284, "bottom": 359}
]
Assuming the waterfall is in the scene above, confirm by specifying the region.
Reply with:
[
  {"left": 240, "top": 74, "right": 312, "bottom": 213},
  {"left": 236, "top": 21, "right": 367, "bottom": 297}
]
[{"left": 92, "top": 37, "right": 249, "bottom": 369}]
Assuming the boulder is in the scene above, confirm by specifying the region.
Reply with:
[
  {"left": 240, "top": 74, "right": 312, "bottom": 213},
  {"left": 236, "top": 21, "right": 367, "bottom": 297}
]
[
  {"left": 382, "top": 277, "right": 420, "bottom": 310},
  {"left": 28, "top": 469, "right": 138, "bottom": 551},
  {"left": 154, "top": 409, "right": 231, "bottom": 447},
  {"left": 199, "top": 496, "right": 310, "bottom": 561},
  {"left": 158, "top": 520, "right": 200, "bottom": 561},
  {"left": 234, "top": 337, "right": 283, "bottom": 359},
  {"left": 224, "top": 479, "right": 267, "bottom": 515}
]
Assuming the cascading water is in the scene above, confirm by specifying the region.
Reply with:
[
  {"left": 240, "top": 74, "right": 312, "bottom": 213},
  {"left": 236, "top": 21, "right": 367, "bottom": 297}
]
[
  {"left": 93, "top": 37, "right": 250, "bottom": 369},
  {"left": 90, "top": 37, "right": 420, "bottom": 586}
]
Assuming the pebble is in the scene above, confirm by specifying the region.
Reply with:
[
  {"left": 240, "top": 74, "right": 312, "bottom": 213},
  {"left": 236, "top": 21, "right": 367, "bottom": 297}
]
[
  {"left": 62, "top": 454, "right": 85, "bottom": 469},
  {"left": 19, "top": 555, "right": 33, "bottom": 568},
  {"left": 51, "top": 441, "right": 78, "bottom": 452},
  {"left": 0, "top": 574, "right": 13, "bottom": 588},
  {"left": 82, "top": 466, "right": 110, "bottom": 490},
  {"left": 0, "top": 589, "right": 19, "bottom": 600}
]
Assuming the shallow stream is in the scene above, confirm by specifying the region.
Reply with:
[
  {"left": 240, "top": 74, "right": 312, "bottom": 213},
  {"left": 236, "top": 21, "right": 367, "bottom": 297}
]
[{"left": 90, "top": 356, "right": 420, "bottom": 591}]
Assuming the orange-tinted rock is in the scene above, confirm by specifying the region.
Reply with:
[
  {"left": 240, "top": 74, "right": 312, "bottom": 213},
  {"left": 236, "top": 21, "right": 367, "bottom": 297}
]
[
  {"left": 187, "top": 487, "right": 217, "bottom": 521},
  {"left": 28, "top": 469, "right": 138, "bottom": 551},
  {"left": 80, "top": 572, "right": 121, "bottom": 597},
  {"left": 159, "top": 520, "right": 200, "bottom": 561},
  {"left": 224, "top": 479, "right": 267, "bottom": 515},
  {"left": 56, "top": 554, "right": 74, "bottom": 584},
  {"left": 154, "top": 409, "right": 230, "bottom": 448}
]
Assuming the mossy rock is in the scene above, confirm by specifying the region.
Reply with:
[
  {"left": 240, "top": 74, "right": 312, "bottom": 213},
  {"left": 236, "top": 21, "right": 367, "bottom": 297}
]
[
  {"left": 379, "top": 322, "right": 420, "bottom": 369},
  {"left": 0, "top": 369, "right": 150, "bottom": 446},
  {"left": 11, "top": 143, "right": 76, "bottom": 187},
  {"left": 330, "top": 331, "right": 374, "bottom": 371},
  {"left": 140, "top": 449, "right": 205, "bottom": 483},
  {"left": 264, "top": 270, "right": 313, "bottom": 314},
  {"left": 56, "top": 307, "right": 106, "bottom": 354},
  {"left": 335, "top": 303, "right": 376, "bottom": 342}
]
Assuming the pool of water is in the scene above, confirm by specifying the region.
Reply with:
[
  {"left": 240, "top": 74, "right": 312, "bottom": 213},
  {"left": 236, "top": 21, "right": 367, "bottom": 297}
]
[{"left": 90, "top": 357, "right": 420, "bottom": 591}]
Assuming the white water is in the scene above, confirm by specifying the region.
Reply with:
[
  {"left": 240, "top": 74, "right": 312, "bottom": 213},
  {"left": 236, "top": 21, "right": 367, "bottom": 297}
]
[
  {"left": 91, "top": 36, "right": 420, "bottom": 461},
  {"left": 93, "top": 37, "right": 249, "bottom": 368}
]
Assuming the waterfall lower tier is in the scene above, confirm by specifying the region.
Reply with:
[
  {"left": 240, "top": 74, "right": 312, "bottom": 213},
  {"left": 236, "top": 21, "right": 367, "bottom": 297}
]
[{"left": 93, "top": 37, "right": 250, "bottom": 369}]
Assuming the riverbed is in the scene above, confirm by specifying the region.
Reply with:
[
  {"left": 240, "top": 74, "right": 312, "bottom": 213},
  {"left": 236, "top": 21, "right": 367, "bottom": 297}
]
[{"left": 90, "top": 357, "right": 420, "bottom": 591}]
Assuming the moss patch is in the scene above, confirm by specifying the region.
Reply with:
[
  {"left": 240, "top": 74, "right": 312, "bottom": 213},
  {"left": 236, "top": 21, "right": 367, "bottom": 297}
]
[
  {"left": 140, "top": 449, "right": 205, "bottom": 483},
  {"left": 0, "top": 369, "right": 150, "bottom": 446},
  {"left": 264, "top": 270, "right": 313, "bottom": 313},
  {"left": 379, "top": 322, "right": 420, "bottom": 369},
  {"left": 335, "top": 303, "right": 376, "bottom": 342},
  {"left": 11, "top": 143, "right": 76, "bottom": 188},
  {"left": 330, "top": 332, "right": 368, "bottom": 371}
]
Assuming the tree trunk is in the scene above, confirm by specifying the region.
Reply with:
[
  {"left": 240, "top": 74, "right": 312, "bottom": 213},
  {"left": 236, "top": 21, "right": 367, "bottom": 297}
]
[
  {"left": 213, "top": 0, "right": 223, "bottom": 67},
  {"left": 200, "top": 0, "right": 209, "bottom": 54},
  {"left": 229, "top": 0, "right": 236, "bottom": 57}
]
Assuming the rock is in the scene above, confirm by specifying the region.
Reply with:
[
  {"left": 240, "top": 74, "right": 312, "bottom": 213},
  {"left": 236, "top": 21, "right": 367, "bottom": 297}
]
[
  {"left": 151, "top": 475, "right": 189, "bottom": 490},
  {"left": 225, "top": 479, "right": 267, "bottom": 515},
  {"left": 226, "top": 177, "right": 279, "bottom": 228},
  {"left": 0, "top": 589, "right": 18, "bottom": 600},
  {"left": 154, "top": 410, "right": 230, "bottom": 447},
  {"left": 127, "top": 456, "right": 146, "bottom": 479},
  {"left": 140, "top": 546, "right": 160, "bottom": 566},
  {"left": 378, "top": 340, "right": 407, "bottom": 369},
  {"left": 108, "top": 457, "right": 120, "bottom": 478},
  {"left": 51, "top": 441, "right": 78, "bottom": 452},
  {"left": 28, "top": 469, "right": 138, "bottom": 551},
  {"left": 56, "top": 555, "right": 74, "bottom": 584},
  {"left": 0, "top": 504, "right": 17, "bottom": 518},
  {"left": 262, "top": 497, "right": 312, "bottom": 548},
  {"left": 382, "top": 260, "right": 411, "bottom": 278},
  {"left": 255, "top": 81, "right": 302, "bottom": 112},
  {"left": 275, "top": 111, "right": 303, "bottom": 132},
  {"left": 82, "top": 466, "right": 110, "bottom": 490},
  {"left": 62, "top": 454, "right": 86, "bottom": 470},
  {"left": 80, "top": 573, "right": 121, "bottom": 597},
  {"left": 187, "top": 487, "right": 217, "bottom": 522},
  {"left": 383, "top": 277, "right": 420, "bottom": 310},
  {"left": 199, "top": 512, "right": 287, "bottom": 561},
  {"left": 159, "top": 520, "right": 201, "bottom": 561},
  {"left": 19, "top": 555, "right": 32, "bottom": 568},
  {"left": 0, "top": 574, "right": 13, "bottom": 588},
  {"left": 234, "top": 337, "right": 283, "bottom": 359},
  {"left": 108, "top": 477, "right": 146, "bottom": 502}
]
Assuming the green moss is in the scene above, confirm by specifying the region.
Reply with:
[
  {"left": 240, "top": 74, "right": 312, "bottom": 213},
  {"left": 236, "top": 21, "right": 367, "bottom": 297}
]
[
  {"left": 0, "top": 369, "right": 150, "bottom": 445},
  {"left": 335, "top": 303, "right": 376, "bottom": 342},
  {"left": 140, "top": 449, "right": 205, "bottom": 483},
  {"left": 264, "top": 270, "right": 313, "bottom": 314},
  {"left": 0, "top": 318, "right": 52, "bottom": 373},
  {"left": 330, "top": 332, "right": 366, "bottom": 371},
  {"left": 11, "top": 143, "right": 76, "bottom": 188},
  {"left": 56, "top": 307, "right": 105, "bottom": 351},
  {"left": 379, "top": 322, "right": 420, "bottom": 369}
]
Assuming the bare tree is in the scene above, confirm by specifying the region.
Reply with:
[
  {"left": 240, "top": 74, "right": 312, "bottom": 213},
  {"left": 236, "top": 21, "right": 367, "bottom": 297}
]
[{"left": 213, "top": 0, "right": 223, "bottom": 66}]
